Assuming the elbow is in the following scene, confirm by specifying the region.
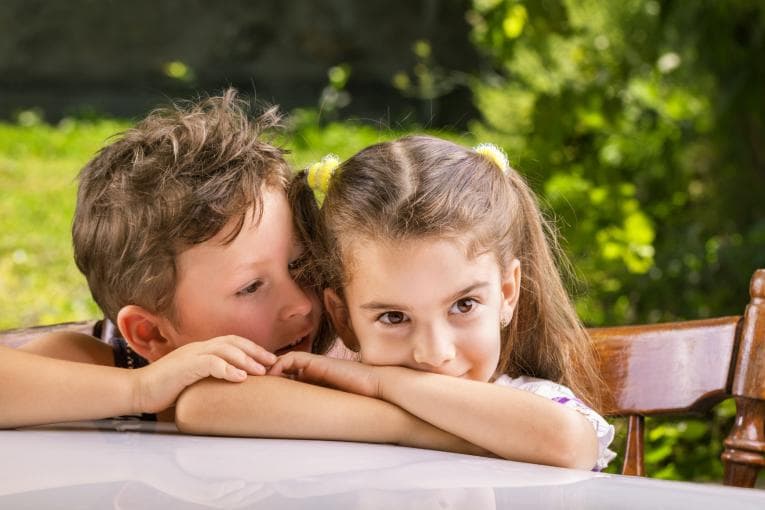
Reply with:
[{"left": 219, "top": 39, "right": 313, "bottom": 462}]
[{"left": 548, "top": 412, "right": 599, "bottom": 470}]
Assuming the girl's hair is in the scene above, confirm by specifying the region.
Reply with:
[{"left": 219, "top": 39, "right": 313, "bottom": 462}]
[{"left": 292, "top": 135, "right": 602, "bottom": 410}]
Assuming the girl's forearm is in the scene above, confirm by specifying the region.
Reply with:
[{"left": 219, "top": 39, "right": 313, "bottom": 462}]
[
  {"left": 0, "top": 346, "right": 139, "bottom": 428},
  {"left": 377, "top": 367, "right": 598, "bottom": 469},
  {"left": 175, "top": 376, "right": 487, "bottom": 456}
]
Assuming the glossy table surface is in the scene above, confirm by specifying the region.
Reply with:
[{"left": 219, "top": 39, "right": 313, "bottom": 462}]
[{"left": 1, "top": 421, "right": 763, "bottom": 509}]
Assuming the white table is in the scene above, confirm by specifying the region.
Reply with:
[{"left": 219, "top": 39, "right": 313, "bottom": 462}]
[{"left": 1, "top": 421, "right": 763, "bottom": 509}]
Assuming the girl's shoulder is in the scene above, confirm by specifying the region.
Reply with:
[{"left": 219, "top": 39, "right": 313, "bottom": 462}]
[{"left": 493, "top": 374, "right": 577, "bottom": 401}]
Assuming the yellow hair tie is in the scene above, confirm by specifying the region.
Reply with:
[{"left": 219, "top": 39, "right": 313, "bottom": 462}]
[
  {"left": 473, "top": 143, "right": 509, "bottom": 174},
  {"left": 307, "top": 154, "right": 340, "bottom": 206}
]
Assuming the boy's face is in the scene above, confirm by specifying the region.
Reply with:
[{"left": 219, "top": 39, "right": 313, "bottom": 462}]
[
  {"left": 161, "top": 186, "right": 320, "bottom": 354},
  {"left": 329, "top": 238, "right": 520, "bottom": 382}
]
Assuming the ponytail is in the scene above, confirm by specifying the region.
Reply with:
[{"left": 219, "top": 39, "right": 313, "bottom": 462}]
[{"left": 499, "top": 170, "right": 604, "bottom": 411}]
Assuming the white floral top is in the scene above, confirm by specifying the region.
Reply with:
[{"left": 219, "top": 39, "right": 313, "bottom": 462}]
[{"left": 494, "top": 374, "right": 616, "bottom": 471}]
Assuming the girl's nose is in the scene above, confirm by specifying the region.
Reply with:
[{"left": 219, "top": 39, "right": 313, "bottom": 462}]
[{"left": 412, "top": 326, "right": 456, "bottom": 368}]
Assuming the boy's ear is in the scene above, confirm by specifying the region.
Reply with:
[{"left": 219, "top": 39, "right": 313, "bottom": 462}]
[
  {"left": 323, "top": 289, "right": 359, "bottom": 352},
  {"left": 116, "top": 305, "right": 174, "bottom": 362},
  {"left": 500, "top": 258, "right": 522, "bottom": 325}
]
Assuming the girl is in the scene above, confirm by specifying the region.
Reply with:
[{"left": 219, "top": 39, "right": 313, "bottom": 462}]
[{"left": 270, "top": 135, "right": 615, "bottom": 470}]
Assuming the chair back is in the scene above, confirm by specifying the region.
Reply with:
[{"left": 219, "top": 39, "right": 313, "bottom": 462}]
[{"left": 591, "top": 269, "right": 765, "bottom": 487}]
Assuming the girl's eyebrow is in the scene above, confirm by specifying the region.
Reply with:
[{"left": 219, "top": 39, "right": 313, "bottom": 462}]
[
  {"left": 446, "top": 282, "right": 490, "bottom": 303},
  {"left": 359, "top": 282, "right": 490, "bottom": 311},
  {"left": 360, "top": 301, "right": 410, "bottom": 312}
]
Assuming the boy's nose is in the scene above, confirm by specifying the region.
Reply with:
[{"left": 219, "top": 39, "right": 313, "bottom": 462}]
[
  {"left": 280, "top": 277, "right": 314, "bottom": 319},
  {"left": 412, "top": 326, "right": 456, "bottom": 369}
]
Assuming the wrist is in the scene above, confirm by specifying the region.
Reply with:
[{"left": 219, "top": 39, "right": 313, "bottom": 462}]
[
  {"left": 376, "top": 365, "right": 415, "bottom": 403},
  {"left": 127, "top": 369, "right": 144, "bottom": 415}
]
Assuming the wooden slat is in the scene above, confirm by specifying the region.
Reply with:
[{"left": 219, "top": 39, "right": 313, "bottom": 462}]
[{"left": 591, "top": 316, "right": 741, "bottom": 416}]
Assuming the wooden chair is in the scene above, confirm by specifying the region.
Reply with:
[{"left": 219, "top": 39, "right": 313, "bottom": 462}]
[{"left": 591, "top": 268, "right": 765, "bottom": 487}]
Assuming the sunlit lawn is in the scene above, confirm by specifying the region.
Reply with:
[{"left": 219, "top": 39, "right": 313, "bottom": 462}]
[{"left": 0, "top": 112, "right": 471, "bottom": 330}]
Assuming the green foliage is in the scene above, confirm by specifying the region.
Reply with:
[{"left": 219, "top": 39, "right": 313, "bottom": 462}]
[
  {"left": 466, "top": 0, "right": 765, "bottom": 481},
  {"left": 0, "top": 117, "right": 128, "bottom": 330}
]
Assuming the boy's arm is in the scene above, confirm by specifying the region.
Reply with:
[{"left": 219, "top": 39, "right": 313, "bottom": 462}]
[
  {"left": 175, "top": 376, "right": 489, "bottom": 456},
  {"left": 1, "top": 336, "right": 274, "bottom": 429},
  {"left": 19, "top": 331, "right": 115, "bottom": 366},
  {"left": 0, "top": 345, "right": 137, "bottom": 428}
]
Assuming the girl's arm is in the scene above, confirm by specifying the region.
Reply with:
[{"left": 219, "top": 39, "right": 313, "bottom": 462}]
[
  {"left": 0, "top": 336, "right": 274, "bottom": 429},
  {"left": 175, "top": 376, "right": 489, "bottom": 457},
  {"left": 375, "top": 368, "right": 598, "bottom": 469},
  {"left": 269, "top": 353, "right": 598, "bottom": 469}
]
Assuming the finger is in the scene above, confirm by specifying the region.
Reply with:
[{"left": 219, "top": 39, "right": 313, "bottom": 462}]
[
  {"left": 209, "top": 343, "right": 267, "bottom": 376},
  {"left": 267, "top": 357, "right": 287, "bottom": 377},
  {"left": 217, "top": 336, "right": 277, "bottom": 367},
  {"left": 267, "top": 354, "right": 299, "bottom": 377},
  {"left": 203, "top": 355, "right": 248, "bottom": 382}
]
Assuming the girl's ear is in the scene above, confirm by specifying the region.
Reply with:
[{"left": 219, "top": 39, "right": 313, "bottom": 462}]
[
  {"left": 323, "top": 289, "right": 359, "bottom": 351},
  {"left": 116, "top": 305, "right": 174, "bottom": 362},
  {"left": 500, "top": 258, "right": 522, "bottom": 324}
]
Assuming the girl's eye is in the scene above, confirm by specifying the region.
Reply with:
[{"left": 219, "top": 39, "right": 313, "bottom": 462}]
[
  {"left": 237, "top": 280, "right": 263, "bottom": 296},
  {"left": 450, "top": 298, "right": 477, "bottom": 315},
  {"left": 378, "top": 311, "right": 408, "bottom": 325}
]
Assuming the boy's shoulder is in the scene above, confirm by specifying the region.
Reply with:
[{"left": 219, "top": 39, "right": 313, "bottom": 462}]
[{"left": 19, "top": 331, "right": 115, "bottom": 366}]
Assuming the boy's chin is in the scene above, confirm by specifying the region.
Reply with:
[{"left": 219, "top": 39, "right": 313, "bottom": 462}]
[{"left": 274, "top": 334, "right": 312, "bottom": 356}]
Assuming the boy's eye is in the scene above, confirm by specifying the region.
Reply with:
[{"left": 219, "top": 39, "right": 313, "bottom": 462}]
[
  {"left": 450, "top": 298, "right": 477, "bottom": 314},
  {"left": 237, "top": 280, "right": 263, "bottom": 296},
  {"left": 378, "top": 311, "right": 408, "bottom": 325},
  {"left": 288, "top": 252, "right": 307, "bottom": 276}
]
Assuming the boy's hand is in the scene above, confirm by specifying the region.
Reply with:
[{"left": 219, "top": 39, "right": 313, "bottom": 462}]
[
  {"left": 132, "top": 336, "right": 277, "bottom": 414},
  {"left": 268, "top": 352, "right": 382, "bottom": 399}
]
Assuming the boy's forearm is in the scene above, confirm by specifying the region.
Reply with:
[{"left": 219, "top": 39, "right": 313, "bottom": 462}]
[
  {"left": 175, "top": 376, "right": 485, "bottom": 455},
  {"left": 0, "top": 346, "right": 139, "bottom": 428}
]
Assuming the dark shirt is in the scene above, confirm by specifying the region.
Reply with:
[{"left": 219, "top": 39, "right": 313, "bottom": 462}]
[{"left": 110, "top": 335, "right": 156, "bottom": 421}]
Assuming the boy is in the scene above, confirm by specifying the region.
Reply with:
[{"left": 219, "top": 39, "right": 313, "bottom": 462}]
[{"left": 11, "top": 90, "right": 480, "bottom": 455}]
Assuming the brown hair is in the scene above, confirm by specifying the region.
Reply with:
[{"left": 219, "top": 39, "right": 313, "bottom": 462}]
[
  {"left": 73, "top": 89, "right": 290, "bottom": 325},
  {"left": 293, "top": 135, "right": 603, "bottom": 410}
]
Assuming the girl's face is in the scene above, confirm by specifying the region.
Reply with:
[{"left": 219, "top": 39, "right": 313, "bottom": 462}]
[{"left": 326, "top": 238, "right": 520, "bottom": 382}]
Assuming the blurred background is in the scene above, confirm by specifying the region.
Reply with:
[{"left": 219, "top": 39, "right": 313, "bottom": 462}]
[{"left": 1, "top": 0, "right": 763, "bottom": 483}]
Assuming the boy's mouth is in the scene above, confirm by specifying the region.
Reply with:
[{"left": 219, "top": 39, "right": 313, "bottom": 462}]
[{"left": 274, "top": 334, "right": 311, "bottom": 356}]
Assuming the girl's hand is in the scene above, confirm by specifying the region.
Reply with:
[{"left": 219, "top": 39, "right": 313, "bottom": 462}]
[
  {"left": 268, "top": 352, "right": 382, "bottom": 399},
  {"left": 132, "top": 335, "right": 276, "bottom": 414}
]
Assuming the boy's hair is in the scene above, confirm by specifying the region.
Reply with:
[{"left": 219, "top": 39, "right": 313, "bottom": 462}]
[
  {"left": 294, "top": 135, "right": 603, "bottom": 410},
  {"left": 74, "top": 89, "right": 290, "bottom": 324}
]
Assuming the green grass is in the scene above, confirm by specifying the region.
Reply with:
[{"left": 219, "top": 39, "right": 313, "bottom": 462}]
[
  {"left": 0, "top": 111, "right": 472, "bottom": 330},
  {"left": 0, "top": 118, "right": 129, "bottom": 330}
]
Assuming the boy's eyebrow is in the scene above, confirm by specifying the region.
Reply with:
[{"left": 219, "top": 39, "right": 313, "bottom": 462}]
[{"left": 359, "top": 281, "right": 491, "bottom": 311}]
